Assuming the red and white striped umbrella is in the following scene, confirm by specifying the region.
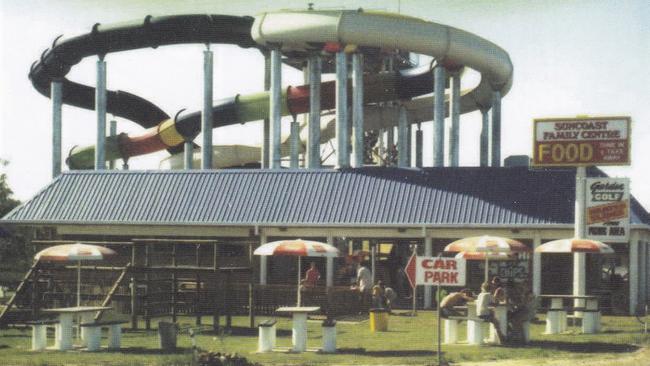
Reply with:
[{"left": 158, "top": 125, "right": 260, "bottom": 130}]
[
  {"left": 35, "top": 243, "right": 117, "bottom": 261},
  {"left": 35, "top": 243, "right": 116, "bottom": 306},
  {"left": 254, "top": 239, "right": 339, "bottom": 257},
  {"left": 444, "top": 236, "right": 529, "bottom": 254},
  {"left": 254, "top": 239, "right": 339, "bottom": 306},
  {"left": 535, "top": 238, "right": 614, "bottom": 254},
  {"left": 454, "top": 251, "right": 518, "bottom": 261}
]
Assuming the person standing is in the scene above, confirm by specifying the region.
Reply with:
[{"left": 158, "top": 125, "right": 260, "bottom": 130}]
[
  {"left": 354, "top": 262, "right": 372, "bottom": 311},
  {"left": 303, "top": 262, "right": 321, "bottom": 288}
]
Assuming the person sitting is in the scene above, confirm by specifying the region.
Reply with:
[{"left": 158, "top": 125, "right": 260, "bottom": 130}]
[
  {"left": 477, "top": 281, "right": 506, "bottom": 343},
  {"left": 508, "top": 284, "right": 537, "bottom": 344},
  {"left": 372, "top": 281, "right": 386, "bottom": 308},
  {"left": 303, "top": 262, "right": 321, "bottom": 288},
  {"left": 491, "top": 276, "right": 507, "bottom": 304},
  {"left": 439, "top": 289, "right": 474, "bottom": 318},
  {"left": 383, "top": 285, "right": 397, "bottom": 312}
]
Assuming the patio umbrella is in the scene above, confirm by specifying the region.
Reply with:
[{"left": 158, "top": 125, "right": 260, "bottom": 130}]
[
  {"left": 534, "top": 238, "right": 614, "bottom": 254},
  {"left": 254, "top": 239, "right": 339, "bottom": 306},
  {"left": 444, "top": 235, "right": 531, "bottom": 282},
  {"left": 35, "top": 243, "right": 117, "bottom": 306}
]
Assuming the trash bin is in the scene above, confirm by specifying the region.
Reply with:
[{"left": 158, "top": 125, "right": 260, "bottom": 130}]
[
  {"left": 321, "top": 319, "right": 337, "bottom": 353},
  {"left": 158, "top": 321, "right": 178, "bottom": 351},
  {"left": 369, "top": 308, "right": 389, "bottom": 332},
  {"left": 257, "top": 319, "right": 277, "bottom": 352}
]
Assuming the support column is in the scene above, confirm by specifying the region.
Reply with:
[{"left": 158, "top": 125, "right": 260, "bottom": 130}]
[
  {"left": 480, "top": 108, "right": 489, "bottom": 167},
  {"left": 260, "top": 233, "right": 268, "bottom": 285},
  {"left": 290, "top": 121, "right": 300, "bottom": 168},
  {"left": 109, "top": 120, "right": 117, "bottom": 169},
  {"left": 533, "top": 232, "right": 542, "bottom": 296},
  {"left": 433, "top": 64, "right": 446, "bottom": 167},
  {"left": 573, "top": 166, "right": 587, "bottom": 308},
  {"left": 262, "top": 52, "right": 271, "bottom": 168},
  {"left": 630, "top": 231, "right": 640, "bottom": 315},
  {"left": 184, "top": 141, "right": 193, "bottom": 170},
  {"left": 202, "top": 46, "right": 213, "bottom": 169},
  {"left": 406, "top": 123, "right": 412, "bottom": 167},
  {"left": 326, "top": 235, "right": 334, "bottom": 288},
  {"left": 449, "top": 71, "right": 461, "bottom": 167},
  {"left": 95, "top": 57, "right": 107, "bottom": 170},
  {"left": 424, "top": 237, "right": 433, "bottom": 309},
  {"left": 335, "top": 51, "right": 349, "bottom": 168},
  {"left": 490, "top": 90, "right": 501, "bottom": 167},
  {"left": 270, "top": 48, "right": 282, "bottom": 169},
  {"left": 352, "top": 52, "right": 364, "bottom": 167},
  {"left": 415, "top": 124, "right": 423, "bottom": 168},
  {"left": 398, "top": 106, "right": 409, "bottom": 167},
  {"left": 51, "top": 81, "right": 62, "bottom": 177},
  {"left": 307, "top": 54, "right": 322, "bottom": 169}
]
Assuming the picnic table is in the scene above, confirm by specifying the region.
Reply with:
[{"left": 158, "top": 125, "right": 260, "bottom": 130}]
[
  {"left": 41, "top": 306, "right": 111, "bottom": 350},
  {"left": 276, "top": 306, "right": 320, "bottom": 352},
  {"left": 539, "top": 294, "right": 600, "bottom": 334}
]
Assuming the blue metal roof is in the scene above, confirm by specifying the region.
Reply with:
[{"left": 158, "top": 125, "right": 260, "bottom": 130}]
[{"left": 2, "top": 167, "right": 649, "bottom": 227}]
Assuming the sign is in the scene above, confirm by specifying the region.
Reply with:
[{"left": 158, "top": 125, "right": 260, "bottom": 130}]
[
  {"left": 585, "top": 177, "right": 630, "bottom": 242},
  {"left": 533, "top": 116, "right": 631, "bottom": 166},
  {"left": 404, "top": 255, "right": 466, "bottom": 287}
]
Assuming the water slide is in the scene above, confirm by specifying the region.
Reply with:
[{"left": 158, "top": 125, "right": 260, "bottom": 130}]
[{"left": 30, "top": 10, "right": 512, "bottom": 169}]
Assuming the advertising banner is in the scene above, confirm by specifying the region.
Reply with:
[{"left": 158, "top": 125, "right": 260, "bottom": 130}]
[
  {"left": 404, "top": 256, "right": 466, "bottom": 287},
  {"left": 533, "top": 116, "right": 631, "bottom": 166},
  {"left": 585, "top": 177, "right": 630, "bottom": 242}
]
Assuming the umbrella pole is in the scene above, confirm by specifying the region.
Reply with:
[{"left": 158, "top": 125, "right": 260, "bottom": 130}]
[
  {"left": 77, "top": 260, "right": 81, "bottom": 307},
  {"left": 297, "top": 256, "right": 302, "bottom": 307}
]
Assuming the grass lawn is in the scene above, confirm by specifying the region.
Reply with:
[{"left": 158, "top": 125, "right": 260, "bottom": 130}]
[{"left": 0, "top": 312, "right": 648, "bottom": 365}]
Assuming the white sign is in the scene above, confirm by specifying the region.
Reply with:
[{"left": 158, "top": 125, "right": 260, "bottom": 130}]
[
  {"left": 405, "top": 256, "right": 466, "bottom": 287},
  {"left": 585, "top": 177, "right": 630, "bottom": 242}
]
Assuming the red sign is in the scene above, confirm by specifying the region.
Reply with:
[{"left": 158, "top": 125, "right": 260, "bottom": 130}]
[
  {"left": 533, "top": 117, "right": 630, "bottom": 166},
  {"left": 404, "top": 255, "right": 466, "bottom": 287},
  {"left": 587, "top": 201, "right": 628, "bottom": 225}
]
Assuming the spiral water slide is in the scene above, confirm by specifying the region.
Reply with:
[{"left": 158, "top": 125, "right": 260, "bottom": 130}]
[{"left": 30, "top": 11, "right": 512, "bottom": 169}]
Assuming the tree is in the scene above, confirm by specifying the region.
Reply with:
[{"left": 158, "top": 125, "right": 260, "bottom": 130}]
[
  {"left": 0, "top": 159, "right": 20, "bottom": 217},
  {"left": 0, "top": 159, "right": 26, "bottom": 286}
]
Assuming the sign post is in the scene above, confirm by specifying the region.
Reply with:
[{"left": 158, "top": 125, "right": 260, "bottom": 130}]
[
  {"left": 405, "top": 254, "right": 466, "bottom": 365},
  {"left": 532, "top": 116, "right": 631, "bottom": 310}
]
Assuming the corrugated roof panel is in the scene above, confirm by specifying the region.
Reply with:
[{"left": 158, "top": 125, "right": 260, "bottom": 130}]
[{"left": 3, "top": 167, "right": 649, "bottom": 227}]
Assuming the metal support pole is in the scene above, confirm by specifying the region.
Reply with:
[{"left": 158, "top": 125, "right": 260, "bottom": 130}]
[
  {"left": 433, "top": 65, "right": 446, "bottom": 167},
  {"left": 335, "top": 51, "right": 349, "bottom": 168},
  {"left": 533, "top": 231, "right": 542, "bottom": 296},
  {"left": 490, "top": 90, "right": 501, "bottom": 167},
  {"left": 184, "top": 140, "right": 193, "bottom": 170},
  {"left": 398, "top": 106, "right": 409, "bottom": 168},
  {"left": 449, "top": 71, "right": 461, "bottom": 167},
  {"left": 260, "top": 233, "right": 267, "bottom": 285},
  {"left": 415, "top": 124, "right": 423, "bottom": 168},
  {"left": 387, "top": 127, "right": 395, "bottom": 162},
  {"left": 51, "top": 81, "right": 62, "bottom": 177},
  {"left": 406, "top": 123, "right": 412, "bottom": 167},
  {"left": 573, "top": 166, "right": 586, "bottom": 309},
  {"left": 480, "top": 108, "right": 489, "bottom": 167},
  {"left": 202, "top": 47, "right": 213, "bottom": 169},
  {"left": 352, "top": 53, "right": 364, "bottom": 167},
  {"left": 326, "top": 235, "right": 334, "bottom": 288},
  {"left": 290, "top": 120, "right": 300, "bottom": 168},
  {"left": 95, "top": 57, "right": 107, "bottom": 170},
  {"left": 423, "top": 237, "right": 433, "bottom": 308},
  {"left": 262, "top": 52, "right": 271, "bottom": 168},
  {"left": 630, "top": 232, "right": 640, "bottom": 315},
  {"left": 307, "top": 55, "right": 322, "bottom": 169},
  {"left": 109, "top": 120, "right": 117, "bottom": 169},
  {"left": 270, "top": 48, "right": 282, "bottom": 169}
]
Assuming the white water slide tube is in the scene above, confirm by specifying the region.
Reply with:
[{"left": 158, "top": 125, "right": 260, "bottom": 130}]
[{"left": 252, "top": 9, "right": 513, "bottom": 119}]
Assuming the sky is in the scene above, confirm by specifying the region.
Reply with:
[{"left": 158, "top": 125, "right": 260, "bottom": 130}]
[{"left": 1, "top": 0, "right": 649, "bottom": 208}]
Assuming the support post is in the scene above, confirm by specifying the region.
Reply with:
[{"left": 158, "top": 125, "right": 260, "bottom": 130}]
[
  {"left": 290, "top": 120, "right": 300, "bottom": 168},
  {"left": 490, "top": 90, "right": 502, "bottom": 167},
  {"left": 423, "top": 237, "right": 433, "bottom": 308},
  {"left": 145, "top": 244, "right": 151, "bottom": 330},
  {"left": 533, "top": 232, "right": 542, "bottom": 296},
  {"left": 260, "top": 233, "right": 268, "bottom": 285},
  {"left": 630, "top": 231, "right": 640, "bottom": 315},
  {"left": 480, "top": 108, "right": 489, "bottom": 167},
  {"left": 262, "top": 52, "right": 271, "bottom": 168},
  {"left": 171, "top": 244, "right": 177, "bottom": 323},
  {"left": 449, "top": 71, "right": 461, "bottom": 167},
  {"left": 130, "top": 245, "right": 138, "bottom": 330},
  {"left": 196, "top": 244, "right": 202, "bottom": 325},
  {"left": 398, "top": 105, "right": 409, "bottom": 167},
  {"left": 202, "top": 46, "right": 213, "bottom": 169},
  {"left": 352, "top": 52, "right": 364, "bottom": 167},
  {"left": 307, "top": 54, "right": 321, "bottom": 169},
  {"left": 51, "top": 81, "right": 62, "bottom": 177},
  {"left": 335, "top": 51, "right": 349, "bottom": 168},
  {"left": 573, "top": 166, "right": 586, "bottom": 309},
  {"left": 184, "top": 140, "right": 193, "bottom": 169},
  {"left": 270, "top": 48, "right": 282, "bottom": 169},
  {"left": 95, "top": 57, "right": 107, "bottom": 170},
  {"left": 326, "top": 235, "right": 334, "bottom": 288},
  {"left": 433, "top": 64, "right": 446, "bottom": 167},
  {"left": 415, "top": 124, "right": 423, "bottom": 168}
]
